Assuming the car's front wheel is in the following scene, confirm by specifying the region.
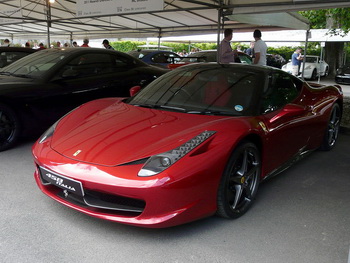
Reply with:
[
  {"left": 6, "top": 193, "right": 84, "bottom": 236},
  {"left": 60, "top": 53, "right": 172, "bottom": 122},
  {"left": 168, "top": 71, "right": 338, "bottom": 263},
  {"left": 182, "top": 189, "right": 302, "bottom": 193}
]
[
  {"left": 311, "top": 69, "right": 317, "bottom": 80},
  {"left": 320, "top": 103, "right": 341, "bottom": 151},
  {"left": 0, "top": 103, "right": 21, "bottom": 151},
  {"left": 324, "top": 67, "right": 329, "bottom": 76},
  {"left": 217, "top": 141, "right": 261, "bottom": 219}
]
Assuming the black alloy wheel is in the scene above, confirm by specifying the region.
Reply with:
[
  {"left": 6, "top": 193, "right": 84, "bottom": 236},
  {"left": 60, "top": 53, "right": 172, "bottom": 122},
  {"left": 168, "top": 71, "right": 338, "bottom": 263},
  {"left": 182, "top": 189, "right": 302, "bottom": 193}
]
[
  {"left": 0, "top": 103, "right": 21, "bottom": 151},
  {"left": 320, "top": 103, "right": 341, "bottom": 151},
  {"left": 217, "top": 141, "right": 261, "bottom": 219}
]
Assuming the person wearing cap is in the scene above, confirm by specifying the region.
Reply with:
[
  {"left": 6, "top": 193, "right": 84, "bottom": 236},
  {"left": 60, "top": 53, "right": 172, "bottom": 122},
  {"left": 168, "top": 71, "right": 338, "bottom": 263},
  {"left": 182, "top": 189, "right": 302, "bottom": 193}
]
[
  {"left": 102, "top": 39, "right": 114, "bottom": 50},
  {"left": 81, "top": 39, "right": 90, "bottom": 47}
]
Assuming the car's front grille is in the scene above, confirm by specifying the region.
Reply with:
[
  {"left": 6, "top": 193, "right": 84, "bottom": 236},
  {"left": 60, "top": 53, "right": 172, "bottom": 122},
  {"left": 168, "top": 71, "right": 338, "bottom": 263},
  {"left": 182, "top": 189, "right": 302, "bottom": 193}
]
[
  {"left": 56, "top": 189, "right": 145, "bottom": 217},
  {"left": 38, "top": 165, "right": 145, "bottom": 216},
  {"left": 336, "top": 76, "right": 350, "bottom": 84}
]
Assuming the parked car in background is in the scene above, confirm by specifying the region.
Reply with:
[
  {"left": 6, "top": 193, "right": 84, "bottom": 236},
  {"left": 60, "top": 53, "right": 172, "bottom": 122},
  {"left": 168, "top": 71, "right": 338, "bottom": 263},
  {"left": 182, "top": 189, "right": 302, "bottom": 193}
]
[
  {"left": 282, "top": 55, "right": 329, "bottom": 80},
  {"left": 167, "top": 50, "right": 252, "bottom": 70},
  {"left": 127, "top": 49, "right": 181, "bottom": 69},
  {"left": 335, "top": 64, "right": 350, "bottom": 84},
  {"left": 0, "top": 48, "right": 167, "bottom": 151},
  {"left": 266, "top": 54, "right": 286, "bottom": 69},
  {"left": 0, "top": 47, "right": 38, "bottom": 68},
  {"left": 33, "top": 63, "right": 342, "bottom": 228}
]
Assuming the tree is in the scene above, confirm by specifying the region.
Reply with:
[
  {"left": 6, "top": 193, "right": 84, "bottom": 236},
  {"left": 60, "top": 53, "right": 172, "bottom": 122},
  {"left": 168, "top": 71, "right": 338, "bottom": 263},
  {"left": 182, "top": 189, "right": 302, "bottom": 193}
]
[{"left": 300, "top": 8, "right": 350, "bottom": 75}]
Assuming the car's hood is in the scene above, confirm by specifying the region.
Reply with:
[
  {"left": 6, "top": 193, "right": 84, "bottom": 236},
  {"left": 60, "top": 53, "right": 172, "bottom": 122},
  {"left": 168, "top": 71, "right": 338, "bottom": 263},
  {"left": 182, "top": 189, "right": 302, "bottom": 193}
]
[{"left": 51, "top": 99, "right": 246, "bottom": 166}]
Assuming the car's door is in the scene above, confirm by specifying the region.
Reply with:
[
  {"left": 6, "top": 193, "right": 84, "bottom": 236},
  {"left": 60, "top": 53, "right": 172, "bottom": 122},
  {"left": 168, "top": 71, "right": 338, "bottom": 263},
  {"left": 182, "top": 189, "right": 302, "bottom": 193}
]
[
  {"left": 261, "top": 71, "right": 314, "bottom": 173},
  {"left": 33, "top": 52, "right": 143, "bottom": 122}
]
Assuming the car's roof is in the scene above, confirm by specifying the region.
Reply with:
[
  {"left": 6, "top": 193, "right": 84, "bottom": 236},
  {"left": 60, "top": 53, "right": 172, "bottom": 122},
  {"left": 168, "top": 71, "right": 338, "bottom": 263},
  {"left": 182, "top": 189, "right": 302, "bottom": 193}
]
[
  {"left": 0, "top": 47, "right": 38, "bottom": 53},
  {"left": 189, "top": 50, "right": 248, "bottom": 55},
  {"left": 179, "top": 62, "right": 274, "bottom": 74},
  {"left": 128, "top": 49, "right": 177, "bottom": 54},
  {"left": 39, "top": 47, "right": 124, "bottom": 54}
]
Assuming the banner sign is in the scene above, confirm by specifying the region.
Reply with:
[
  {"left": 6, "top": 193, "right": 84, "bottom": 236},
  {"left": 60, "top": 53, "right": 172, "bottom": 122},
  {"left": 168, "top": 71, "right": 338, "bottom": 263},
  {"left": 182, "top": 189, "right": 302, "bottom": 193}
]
[
  {"left": 0, "top": 8, "right": 22, "bottom": 24},
  {"left": 76, "top": 0, "right": 164, "bottom": 17}
]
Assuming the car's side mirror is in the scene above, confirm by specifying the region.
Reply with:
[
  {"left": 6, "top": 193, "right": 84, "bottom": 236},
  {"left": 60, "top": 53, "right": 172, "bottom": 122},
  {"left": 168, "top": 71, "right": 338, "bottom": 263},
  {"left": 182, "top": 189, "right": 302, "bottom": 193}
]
[
  {"left": 130, "top": 86, "right": 141, "bottom": 97},
  {"left": 269, "top": 104, "right": 305, "bottom": 123}
]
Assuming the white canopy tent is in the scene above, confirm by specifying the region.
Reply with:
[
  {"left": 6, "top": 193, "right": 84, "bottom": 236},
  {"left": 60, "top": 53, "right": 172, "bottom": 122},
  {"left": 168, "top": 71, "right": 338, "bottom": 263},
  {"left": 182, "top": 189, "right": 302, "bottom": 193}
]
[{"left": 0, "top": 0, "right": 350, "bottom": 42}]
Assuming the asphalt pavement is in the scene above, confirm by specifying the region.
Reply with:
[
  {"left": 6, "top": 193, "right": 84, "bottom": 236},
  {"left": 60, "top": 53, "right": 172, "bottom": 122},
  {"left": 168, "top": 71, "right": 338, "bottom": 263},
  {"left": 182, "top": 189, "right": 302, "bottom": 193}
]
[
  {"left": 0, "top": 75, "right": 349, "bottom": 263},
  {"left": 0, "top": 130, "right": 350, "bottom": 263}
]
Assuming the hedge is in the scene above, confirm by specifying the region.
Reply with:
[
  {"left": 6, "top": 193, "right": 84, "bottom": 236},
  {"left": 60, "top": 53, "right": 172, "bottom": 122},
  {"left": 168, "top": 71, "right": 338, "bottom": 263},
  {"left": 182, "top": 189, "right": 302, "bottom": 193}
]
[{"left": 111, "top": 40, "right": 350, "bottom": 62}]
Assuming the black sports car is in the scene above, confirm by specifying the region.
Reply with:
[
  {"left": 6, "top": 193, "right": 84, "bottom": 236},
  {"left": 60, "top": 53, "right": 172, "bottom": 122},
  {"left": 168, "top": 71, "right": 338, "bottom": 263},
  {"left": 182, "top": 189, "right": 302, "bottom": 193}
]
[
  {"left": 0, "top": 47, "right": 38, "bottom": 68},
  {"left": 335, "top": 64, "right": 350, "bottom": 84},
  {"left": 0, "top": 48, "right": 168, "bottom": 151}
]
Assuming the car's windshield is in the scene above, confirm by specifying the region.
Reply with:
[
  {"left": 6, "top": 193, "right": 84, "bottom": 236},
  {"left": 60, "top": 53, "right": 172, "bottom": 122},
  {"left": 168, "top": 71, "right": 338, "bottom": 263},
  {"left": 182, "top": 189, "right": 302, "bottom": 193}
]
[
  {"left": 0, "top": 50, "right": 65, "bottom": 78},
  {"left": 128, "top": 65, "right": 264, "bottom": 116},
  {"left": 305, "top": 57, "right": 318, "bottom": 63}
]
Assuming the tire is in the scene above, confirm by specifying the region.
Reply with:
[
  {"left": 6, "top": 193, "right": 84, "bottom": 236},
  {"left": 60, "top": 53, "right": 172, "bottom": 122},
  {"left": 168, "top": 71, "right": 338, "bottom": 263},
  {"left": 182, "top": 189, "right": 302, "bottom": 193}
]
[
  {"left": 320, "top": 103, "right": 341, "bottom": 151},
  {"left": 217, "top": 141, "right": 261, "bottom": 219},
  {"left": 0, "top": 103, "right": 21, "bottom": 151},
  {"left": 324, "top": 67, "right": 329, "bottom": 77},
  {"left": 311, "top": 69, "right": 317, "bottom": 80}
]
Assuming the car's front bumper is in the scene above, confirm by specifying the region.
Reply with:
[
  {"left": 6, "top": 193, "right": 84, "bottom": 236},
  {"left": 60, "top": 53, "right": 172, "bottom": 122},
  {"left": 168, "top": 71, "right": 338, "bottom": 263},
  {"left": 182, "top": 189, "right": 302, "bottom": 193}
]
[
  {"left": 335, "top": 75, "right": 350, "bottom": 85},
  {"left": 32, "top": 141, "right": 223, "bottom": 228}
]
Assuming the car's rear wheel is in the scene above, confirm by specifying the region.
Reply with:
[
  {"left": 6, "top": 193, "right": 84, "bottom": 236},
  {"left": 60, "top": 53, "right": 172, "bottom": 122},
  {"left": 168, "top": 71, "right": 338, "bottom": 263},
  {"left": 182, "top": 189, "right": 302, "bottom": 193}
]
[
  {"left": 0, "top": 103, "right": 21, "bottom": 151},
  {"left": 217, "top": 141, "right": 261, "bottom": 219},
  {"left": 320, "top": 103, "right": 341, "bottom": 151}
]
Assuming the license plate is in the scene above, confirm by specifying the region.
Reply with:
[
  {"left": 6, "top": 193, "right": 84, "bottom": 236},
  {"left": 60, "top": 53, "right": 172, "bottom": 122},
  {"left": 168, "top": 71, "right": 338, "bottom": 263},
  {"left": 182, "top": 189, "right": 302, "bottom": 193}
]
[{"left": 39, "top": 166, "right": 84, "bottom": 197}]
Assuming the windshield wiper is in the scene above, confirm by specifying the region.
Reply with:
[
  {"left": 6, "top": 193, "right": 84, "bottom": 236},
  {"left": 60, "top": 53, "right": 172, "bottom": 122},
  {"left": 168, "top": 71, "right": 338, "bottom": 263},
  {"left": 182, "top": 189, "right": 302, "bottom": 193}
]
[
  {"left": 11, "top": 73, "right": 34, "bottom": 79},
  {"left": 187, "top": 110, "right": 236, "bottom": 116},
  {"left": 132, "top": 104, "right": 186, "bottom": 112},
  {"left": 0, "top": 72, "right": 12, "bottom": 76},
  {"left": 0, "top": 72, "right": 34, "bottom": 78},
  {"left": 158, "top": 105, "right": 186, "bottom": 112},
  {"left": 132, "top": 104, "right": 160, "bottom": 109}
]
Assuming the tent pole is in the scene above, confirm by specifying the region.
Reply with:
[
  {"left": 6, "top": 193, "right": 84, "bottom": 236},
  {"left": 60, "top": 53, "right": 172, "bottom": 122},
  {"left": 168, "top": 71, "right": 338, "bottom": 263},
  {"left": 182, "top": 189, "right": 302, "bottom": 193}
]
[
  {"left": 217, "top": 7, "right": 222, "bottom": 63},
  {"left": 46, "top": 0, "right": 51, "bottom": 48},
  {"left": 157, "top": 28, "right": 161, "bottom": 50},
  {"left": 301, "top": 29, "right": 310, "bottom": 80},
  {"left": 318, "top": 42, "right": 324, "bottom": 83}
]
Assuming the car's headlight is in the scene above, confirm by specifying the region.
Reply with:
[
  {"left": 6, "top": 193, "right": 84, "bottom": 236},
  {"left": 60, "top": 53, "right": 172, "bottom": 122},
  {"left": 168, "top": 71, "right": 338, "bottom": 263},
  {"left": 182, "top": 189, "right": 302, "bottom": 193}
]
[
  {"left": 138, "top": 131, "right": 216, "bottom": 177},
  {"left": 38, "top": 121, "right": 59, "bottom": 144}
]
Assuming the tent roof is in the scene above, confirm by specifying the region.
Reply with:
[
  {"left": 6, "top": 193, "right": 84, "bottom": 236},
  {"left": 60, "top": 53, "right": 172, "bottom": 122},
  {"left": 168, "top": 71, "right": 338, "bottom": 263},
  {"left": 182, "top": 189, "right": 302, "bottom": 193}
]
[{"left": 1, "top": 0, "right": 350, "bottom": 41}]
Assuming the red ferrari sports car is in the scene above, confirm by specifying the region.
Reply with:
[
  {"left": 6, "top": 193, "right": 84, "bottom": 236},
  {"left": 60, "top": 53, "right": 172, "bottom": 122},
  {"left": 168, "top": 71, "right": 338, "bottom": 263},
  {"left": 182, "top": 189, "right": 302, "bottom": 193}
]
[{"left": 32, "top": 63, "right": 343, "bottom": 228}]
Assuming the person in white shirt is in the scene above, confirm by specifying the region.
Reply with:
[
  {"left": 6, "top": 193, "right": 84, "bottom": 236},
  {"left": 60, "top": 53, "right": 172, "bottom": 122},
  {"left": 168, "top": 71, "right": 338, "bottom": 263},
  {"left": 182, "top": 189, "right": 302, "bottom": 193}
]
[{"left": 252, "top": 29, "right": 267, "bottom": 66}]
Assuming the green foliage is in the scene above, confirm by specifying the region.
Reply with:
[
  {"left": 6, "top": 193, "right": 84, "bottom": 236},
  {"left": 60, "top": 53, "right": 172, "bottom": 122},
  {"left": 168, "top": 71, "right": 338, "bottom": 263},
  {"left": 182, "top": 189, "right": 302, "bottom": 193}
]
[
  {"left": 110, "top": 40, "right": 327, "bottom": 61},
  {"left": 300, "top": 8, "right": 350, "bottom": 35},
  {"left": 111, "top": 41, "right": 146, "bottom": 52}
]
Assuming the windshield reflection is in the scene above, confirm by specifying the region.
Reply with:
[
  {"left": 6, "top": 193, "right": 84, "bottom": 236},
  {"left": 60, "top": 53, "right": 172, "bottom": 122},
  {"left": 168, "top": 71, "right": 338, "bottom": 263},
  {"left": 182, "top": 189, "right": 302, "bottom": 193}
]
[
  {"left": 128, "top": 65, "right": 263, "bottom": 116},
  {"left": 0, "top": 51, "right": 65, "bottom": 78}
]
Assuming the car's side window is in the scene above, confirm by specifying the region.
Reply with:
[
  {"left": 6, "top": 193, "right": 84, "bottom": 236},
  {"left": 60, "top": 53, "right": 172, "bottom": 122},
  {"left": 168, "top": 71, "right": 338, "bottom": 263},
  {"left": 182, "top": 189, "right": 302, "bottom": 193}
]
[
  {"left": 262, "top": 72, "right": 300, "bottom": 113},
  {"left": 0, "top": 51, "right": 31, "bottom": 68},
  {"left": 60, "top": 53, "right": 115, "bottom": 78},
  {"left": 152, "top": 53, "right": 169, "bottom": 63}
]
